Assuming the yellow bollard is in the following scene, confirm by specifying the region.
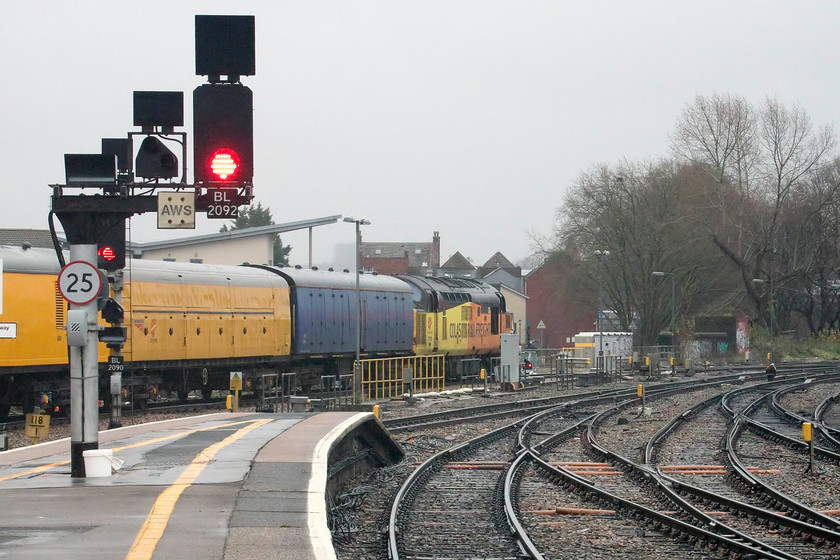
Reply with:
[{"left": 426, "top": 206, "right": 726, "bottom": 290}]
[
  {"left": 372, "top": 404, "right": 380, "bottom": 419},
  {"left": 803, "top": 422, "right": 815, "bottom": 473},
  {"left": 226, "top": 394, "right": 232, "bottom": 410}
]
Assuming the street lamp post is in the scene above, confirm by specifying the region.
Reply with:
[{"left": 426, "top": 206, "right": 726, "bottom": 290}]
[
  {"left": 594, "top": 250, "right": 610, "bottom": 373},
  {"left": 752, "top": 277, "right": 774, "bottom": 360},
  {"left": 751, "top": 278, "right": 774, "bottom": 335},
  {"left": 344, "top": 216, "right": 370, "bottom": 402},
  {"left": 651, "top": 271, "right": 675, "bottom": 336}
]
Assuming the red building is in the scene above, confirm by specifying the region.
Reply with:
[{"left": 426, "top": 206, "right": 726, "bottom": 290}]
[{"left": 523, "top": 252, "right": 595, "bottom": 350}]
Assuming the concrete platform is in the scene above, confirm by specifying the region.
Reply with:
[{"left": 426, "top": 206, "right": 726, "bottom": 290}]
[{"left": 0, "top": 411, "right": 403, "bottom": 560}]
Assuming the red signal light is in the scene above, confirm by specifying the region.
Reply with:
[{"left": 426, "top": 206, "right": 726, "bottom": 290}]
[
  {"left": 98, "top": 246, "right": 117, "bottom": 262},
  {"left": 209, "top": 148, "right": 240, "bottom": 181}
]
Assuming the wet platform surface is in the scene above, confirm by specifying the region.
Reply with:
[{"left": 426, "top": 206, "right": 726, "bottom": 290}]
[{"left": 0, "top": 411, "right": 372, "bottom": 560}]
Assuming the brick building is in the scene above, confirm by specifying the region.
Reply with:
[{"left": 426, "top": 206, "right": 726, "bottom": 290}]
[
  {"left": 359, "top": 231, "right": 440, "bottom": 275},
  {"left": 524, "top": 252, "right": 595, "bottom": 349}
]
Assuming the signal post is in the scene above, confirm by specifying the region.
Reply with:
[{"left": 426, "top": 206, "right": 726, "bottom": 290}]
[{"left": 51, "top": 15, "right": 255, "bottom": 477}]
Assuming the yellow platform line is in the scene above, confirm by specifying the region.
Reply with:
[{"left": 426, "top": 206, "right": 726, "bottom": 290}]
[
  {"left": 0, "top": 418, "right": 265, "bottom": 483},
  {"left": 126, "top": 418, "right": 273, "bottom": 560}
]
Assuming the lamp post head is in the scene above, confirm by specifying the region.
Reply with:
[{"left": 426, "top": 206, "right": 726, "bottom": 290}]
[
  {"left": 343, "top": 216, "right": 371, "bottom": 226},
  {"left": 343, "top": 217, "right": 355, "bottom": 223}
]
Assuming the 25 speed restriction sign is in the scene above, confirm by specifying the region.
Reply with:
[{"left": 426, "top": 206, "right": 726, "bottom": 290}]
[{"left": 58, "top": 261, "right": 103, "bottom": 305}]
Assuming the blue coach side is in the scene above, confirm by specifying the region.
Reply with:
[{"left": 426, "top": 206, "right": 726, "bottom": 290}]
[{"left": 255, "top": 266, "right": 414, "bottom": 358}]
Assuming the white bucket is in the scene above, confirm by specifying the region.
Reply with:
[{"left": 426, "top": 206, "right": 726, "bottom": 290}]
[{"left": 83, "top": 449, "right": 114, "bottom": 478}]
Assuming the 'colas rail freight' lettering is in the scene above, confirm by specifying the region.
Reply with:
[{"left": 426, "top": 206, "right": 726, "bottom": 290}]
[{"left": 449, "top": 322, "right": 468, "bottom": 340}]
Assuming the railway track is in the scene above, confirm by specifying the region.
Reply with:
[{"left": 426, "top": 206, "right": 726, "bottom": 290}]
[{"left": 334, "top": 365, "right": 840, "bottom": 560}]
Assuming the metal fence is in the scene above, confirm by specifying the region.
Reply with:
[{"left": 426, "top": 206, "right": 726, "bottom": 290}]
[
  {"left": 547, "top": 352, "right": 629, "bottom": 388},
  {"left": 317, "top": 373, "right": 354, "bottom": 409},
  {"left": 255, "top": 372, "right": 300, "bottom": 412},
  {"left": 358, "top": 355, "right": 446, "bottom": 403},
  {"left": 633, "top": 345, "right": 679, "bottom": 374}
]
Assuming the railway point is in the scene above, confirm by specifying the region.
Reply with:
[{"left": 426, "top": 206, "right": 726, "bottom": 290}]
[{"left": 0, "top": 410, "right": 403, "bottom": 560}]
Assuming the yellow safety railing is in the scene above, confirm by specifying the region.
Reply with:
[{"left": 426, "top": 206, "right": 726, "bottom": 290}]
[{"left": 359, "top": 355, "right": 446, "bottom": 403}]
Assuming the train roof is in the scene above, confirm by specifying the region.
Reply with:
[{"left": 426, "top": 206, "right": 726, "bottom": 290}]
[
  {"left": 398, "top": 274, "right": 500, "bottom": 295},
  {"left": 251, "top": 265, "right": 412, "bottom": 293},
  {"left": 0, "top": 246, "right": 285, "bottom": 288},
  {"left": 396, "top": 274, "right": 503, "bottom": 307},
  {"left": 0, "top": 246, "right": 416, "bottom": 292},
  {"left": 0, "top": 245, "right": 64, "bottom": 274},
  {"left": 125, "top": 259, "right": 287, "bottom": 288}
]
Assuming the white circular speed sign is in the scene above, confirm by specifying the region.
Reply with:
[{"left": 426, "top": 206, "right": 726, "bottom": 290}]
[{"left": 58, "top": 261, "right": 103, "bottom": 305}]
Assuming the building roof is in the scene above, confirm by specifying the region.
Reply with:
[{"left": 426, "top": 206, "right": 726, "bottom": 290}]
[
  {"left": 0, "top": 229, "right": 64, "bottom": 249},
  {"left": 440, "top": 251, "right": 474, "bottom": 270},
  {"left": 498, "top": 283, "right": 528, "bottom": 299},
  {"left": 130, "top": 215, "right": 342, "bottom": 253},
  {"left": 481, "top": 251, "right": 516, "bottom": 270},
  {"left": 361, "top": 241, "right": 432, "bottom": 269}
]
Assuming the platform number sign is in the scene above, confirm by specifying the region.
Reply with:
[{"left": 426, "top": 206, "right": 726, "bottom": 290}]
[{"left": 58, "top": 261, "right": 103, "bottom": 305}]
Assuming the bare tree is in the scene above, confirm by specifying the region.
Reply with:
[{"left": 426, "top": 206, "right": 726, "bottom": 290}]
[
  {"left": 671, "top": 94, "right": 837, "bottom": 334},
  {"left": 557, "top": 160, "right": 723, "bottom": 346}
]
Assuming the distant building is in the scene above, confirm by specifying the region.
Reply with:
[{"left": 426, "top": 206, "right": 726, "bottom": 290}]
[
  {"left": 0, "top": 229, "right": 65, "bottom": 250},
  {"left": 437, "top": 251, "right": 475, "bottom": 278},
  {"left": 359, "top": 231, "right": 440, "bottom": 275},
  {"left": 479, "top": 254, "right": 523, "bottom": 293},
  {"left": 500, "top": 284, "right": 528, "bottom": 346},
  {"left": 524, "top": 252, "right": 594, "bottom": 350},
  {"left": 477, "top": 252, "right": 522, "bottom": 291}
]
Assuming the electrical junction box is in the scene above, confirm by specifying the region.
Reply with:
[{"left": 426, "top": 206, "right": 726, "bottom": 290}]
[
  {"left": 66, "top": 310, "right": 88, "bottom": 347},
  {"left": 500, "top": 333, "right": 521, "bottom": 385}
]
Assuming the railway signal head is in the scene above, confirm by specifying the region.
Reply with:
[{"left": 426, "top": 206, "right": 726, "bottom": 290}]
[
  {"left": 193, "top": 83, "right": 253, "bottom": 184},
  {"left": 209, "top": 147, "right": 241, "bottom": 180},
  {"left": 135, "top": 136, "right": 179, "bottom": 179},
  {"left": 99, "top": 298, "right": 124, "bottom": 324},
  {"left": 97, "top": 220, "right": 126, "bottom": 271}
]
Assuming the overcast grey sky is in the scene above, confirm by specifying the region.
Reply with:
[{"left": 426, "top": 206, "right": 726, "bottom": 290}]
[{"left": 2, "top": 2, "right": 839, "bottom": 270}]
